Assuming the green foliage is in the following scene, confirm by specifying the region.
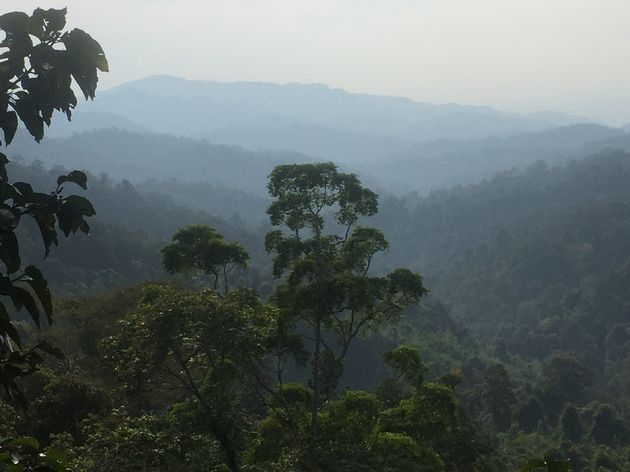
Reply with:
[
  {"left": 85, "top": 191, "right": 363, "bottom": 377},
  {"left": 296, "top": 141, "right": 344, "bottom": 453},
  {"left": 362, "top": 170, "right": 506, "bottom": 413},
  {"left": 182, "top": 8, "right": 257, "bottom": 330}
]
[
  {"left": 6, "top": 69, "right": 630, "bottom": 469},
  {"left": 480, "top": 364, "right": 517, "bottom": 432},
  {"left": 0, "top": 8, "right": 107, "bottom": 145},
  {"left": 161, "top": 224, "right": 249, "bottom": 294},
  {"left": 0, "top": 7, "right": 106, "bottom": 407},
  {"left": 369, "top": 432, "right": 444, "bottom": 472},
  {"left": 0, "top": 161, "right": 265, "bottom": 296},
  {"left": 63, "top": 408, "right": 217, "bottom": 472},
  {"left": 559, "top": 404, "right": 583, "bottom": 441},
  {"left": 514, "top": 398, "right": 545, "bottom": 433},
  {"left": 376, "top": 345, "right": 428, "bottom": 408},
  {"left": 520, "top": 458, "right": 571, "bottom": 472},
  {"left": 105, "top": 284, "right": 277, "bottom": 471},
  {"left": 314, "top": 389, "right": 448, "bottom": 471},
  {"left": 250, "top": 375, "right": 484, "bottom": 470},
  {"left": 8, "top": 149, "right": 630, "bottom": 469},
  {"left": 0, "top": 435, "right": 68, "bottom": 472},
  {"left": 590, "top": 404, "right": 625, "bottom": 446},
  {"left": 25, "top": 370, "right": 108, "bottom": 442},
  {"left": 106, "top": 285, "right": 274, "bottom": 391},
  {"left": 380, "top": 382, "right": 459, "bottom": 443},
  {"left": 265, "top": 162, "right": 427, "bottom": 436},
  {"left": 379, "top": 381, "right": 490, "bottom": 470},
  {"left": 383, "top": 345, "right": 427, "bottom": 388},
  {"left": 364, "top": 152, "right": 630, "bottom": 467},
  {"left": 0, "top": 161, "right": 94, "bottom": 405},
  {"left": 266, "top": 162, "right": 378, "bottom": 234},
  {"left": 321, "top": 390, "right": 381, "bottom": 441},
  {"left": 543, "top": 354, "right": 593, "bottom": 401}
]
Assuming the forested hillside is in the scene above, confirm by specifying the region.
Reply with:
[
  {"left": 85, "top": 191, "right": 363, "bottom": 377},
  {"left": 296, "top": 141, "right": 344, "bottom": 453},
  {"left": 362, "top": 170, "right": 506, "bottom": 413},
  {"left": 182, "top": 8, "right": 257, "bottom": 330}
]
[
  {"left": 376, "top": 149, "right": 630, "bottom": 381},
  {"left": 373, "top": 150, "right": 630, "bottom": 468},
  {"left": 11, "top": 124, "right": 630, "bottom": 211},
  {"left": 9, "top": 160, "right": 266, "bottom": 295},
  {"left": 2, "top": 6, "right": 629, "bottom": 471},
  {"left": 368, "top": 124, "right": 624, "bottom": 193},
  {"left": 8, "top": 129, "right": 308, "bottom": 197},
  {"left": 6, "top": 140, "right": 630, "bottom": 470}
]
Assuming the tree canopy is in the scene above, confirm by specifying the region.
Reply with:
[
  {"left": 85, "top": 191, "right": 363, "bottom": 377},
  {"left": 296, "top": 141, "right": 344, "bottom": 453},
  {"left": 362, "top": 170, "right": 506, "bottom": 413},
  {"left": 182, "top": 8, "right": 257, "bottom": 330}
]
[{"left": 161, "top": 224, "right": 248, "bottom": 294}]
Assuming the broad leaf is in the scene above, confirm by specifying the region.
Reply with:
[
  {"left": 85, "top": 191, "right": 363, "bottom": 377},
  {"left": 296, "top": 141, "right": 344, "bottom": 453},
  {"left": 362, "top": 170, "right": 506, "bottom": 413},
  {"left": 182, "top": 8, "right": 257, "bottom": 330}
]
[
  {"left": 0, "top": 12, "right": 30, "bottom": 33},
  {"left": 63, "top": 28, "right": 108, "bottom": 100},
  {"left": 13, "top": 92, "right": 45, "bottom": 142},
  {"left": 57, "top": 194, "right": 95, "bottom": 236},
  {"left": 32, "top": 7, "right": 67, "bottom": 35},
  {"left": 57, "top": 169, "right": 88, "bottom": 190},
  {"left": 23, "top": 265, "right": 52, "bottom": 323},
  {"left": 0, "top": 303, "right": 21, "bottom": 347},
  {"left": 0, "top": 111, "right": 18, "bottom": 147},
  {"left": 10, "top": 285, "right": 40, "bottom": 327},
  {"left": 0, "top": 231, "right": 20, "bottom": 274}
]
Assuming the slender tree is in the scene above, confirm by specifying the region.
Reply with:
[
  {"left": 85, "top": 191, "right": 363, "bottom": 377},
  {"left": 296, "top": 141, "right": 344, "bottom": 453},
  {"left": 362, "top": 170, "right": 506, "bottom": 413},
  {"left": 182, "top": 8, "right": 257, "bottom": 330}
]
[{"left": 265, "top": 162, "right": 427, "bottom": 437}]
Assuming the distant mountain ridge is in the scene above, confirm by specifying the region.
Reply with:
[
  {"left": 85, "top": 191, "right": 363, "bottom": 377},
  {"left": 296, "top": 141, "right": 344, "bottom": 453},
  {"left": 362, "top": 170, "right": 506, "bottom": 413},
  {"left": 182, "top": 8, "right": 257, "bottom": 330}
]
[
  {"left": 7, "top": 128, "right": 309, "bottom": 198},
  {"left": 10, "top": 122, "right": 630, "bottom": 208},
  {"left": 365, "top": 123, "right": 627, "bottom": 194},
  {"left": 58, "top": 75, "right": 595, "bottom": 163}
]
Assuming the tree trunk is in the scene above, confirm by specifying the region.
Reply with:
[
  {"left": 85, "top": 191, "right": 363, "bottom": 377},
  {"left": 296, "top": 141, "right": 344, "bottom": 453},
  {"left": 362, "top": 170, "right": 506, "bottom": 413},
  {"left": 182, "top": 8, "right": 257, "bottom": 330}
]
[
  {"left": 223, "top": 266, "right": 228, "bottom": 295},
  {"left": 310, "top": 315, "right": 322, "bottom": 437},
  {"left": 172, "top": 346, "right": 240, "bottom": 472}
]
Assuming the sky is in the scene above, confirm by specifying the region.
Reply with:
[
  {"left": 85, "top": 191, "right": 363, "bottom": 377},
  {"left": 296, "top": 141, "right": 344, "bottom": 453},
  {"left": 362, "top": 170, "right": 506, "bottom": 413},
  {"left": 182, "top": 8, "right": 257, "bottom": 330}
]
[{"left": 4, "top": 0, "right": 630, "bottom": 125}]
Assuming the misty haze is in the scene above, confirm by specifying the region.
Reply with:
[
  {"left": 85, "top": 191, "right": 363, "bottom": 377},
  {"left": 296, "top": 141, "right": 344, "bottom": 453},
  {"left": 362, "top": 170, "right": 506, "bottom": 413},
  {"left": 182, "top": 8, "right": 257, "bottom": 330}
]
[{"left": 0, "top": 2, "right": 629, "bottom": 471}]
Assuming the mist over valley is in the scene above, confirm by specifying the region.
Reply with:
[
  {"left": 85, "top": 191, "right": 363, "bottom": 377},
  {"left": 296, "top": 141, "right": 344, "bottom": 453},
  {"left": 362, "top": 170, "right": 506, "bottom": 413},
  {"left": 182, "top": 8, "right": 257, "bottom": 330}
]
[{"left": 2, "top": 4, "right": 630, "bottom": 471}]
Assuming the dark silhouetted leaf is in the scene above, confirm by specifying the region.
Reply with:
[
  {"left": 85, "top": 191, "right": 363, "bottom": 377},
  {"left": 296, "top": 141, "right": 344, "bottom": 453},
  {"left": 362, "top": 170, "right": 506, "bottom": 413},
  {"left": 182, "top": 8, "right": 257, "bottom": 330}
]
[
  {"left": 0, "top": 303, "right": 20, "bottom": 347},
  {"left": 13, "top": 92, "right": 44, "bottom": 142},
  {"left": 63, "top": 29, "right": 108, "bottom": 100},
  {"left": 32, "top": 7, "right": 67, "bottom": 35},
  {"left": 34, "top": 340, "right": 64, "bottom": 359},
  {"left": 12, "top": 181, "right": 33, "bottom": 197},
  {"left": 23, "top": 265, "right": 52, "bottom": 323},
  {"left": 57, "top": 194, "right": 95, "bottom": 236},
  {"left": 9, "top": 286, "right": 40, "bottom": 327},
  {"left": 0, "top": 12, "right": 30, "bottom": 33},
  {"left": 0, "top": 232, "right": 20, "bottom": 274},
  {"left": 0, "top": 111, "right": 18, "bottom": 147},
  {"left": 57, "top": 170, "right": 88, "bottom": 190},
  {"left": 0, "top": 153, "right": 8, "bottom": 181}
]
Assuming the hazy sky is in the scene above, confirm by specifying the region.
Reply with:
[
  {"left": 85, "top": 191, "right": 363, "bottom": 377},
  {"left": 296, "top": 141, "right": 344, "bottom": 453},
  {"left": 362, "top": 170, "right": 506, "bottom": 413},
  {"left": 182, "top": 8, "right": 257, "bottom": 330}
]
[{"left": 4, "top": 0, "right": 630, "bottom": 124}]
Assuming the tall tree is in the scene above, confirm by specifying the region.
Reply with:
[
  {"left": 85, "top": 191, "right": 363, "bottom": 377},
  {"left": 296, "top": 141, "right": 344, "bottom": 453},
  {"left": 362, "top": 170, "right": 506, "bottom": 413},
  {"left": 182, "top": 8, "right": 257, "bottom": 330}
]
[
  {"left": 265, "top": 162, "right": 427, "bottom": 437},
  {"left": 0, "top": 7, "right": 107, "bottom": 405}
]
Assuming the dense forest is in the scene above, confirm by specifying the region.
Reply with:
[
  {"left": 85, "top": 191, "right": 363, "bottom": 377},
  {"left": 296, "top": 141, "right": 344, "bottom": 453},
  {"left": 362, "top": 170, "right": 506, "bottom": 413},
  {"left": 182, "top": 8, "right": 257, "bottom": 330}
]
[
  {"left": 6, "top": 141, "right": 630, "bottom": 471},
  {"left": 2, "top": 6, "right": 630, "bottom": 472}
]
